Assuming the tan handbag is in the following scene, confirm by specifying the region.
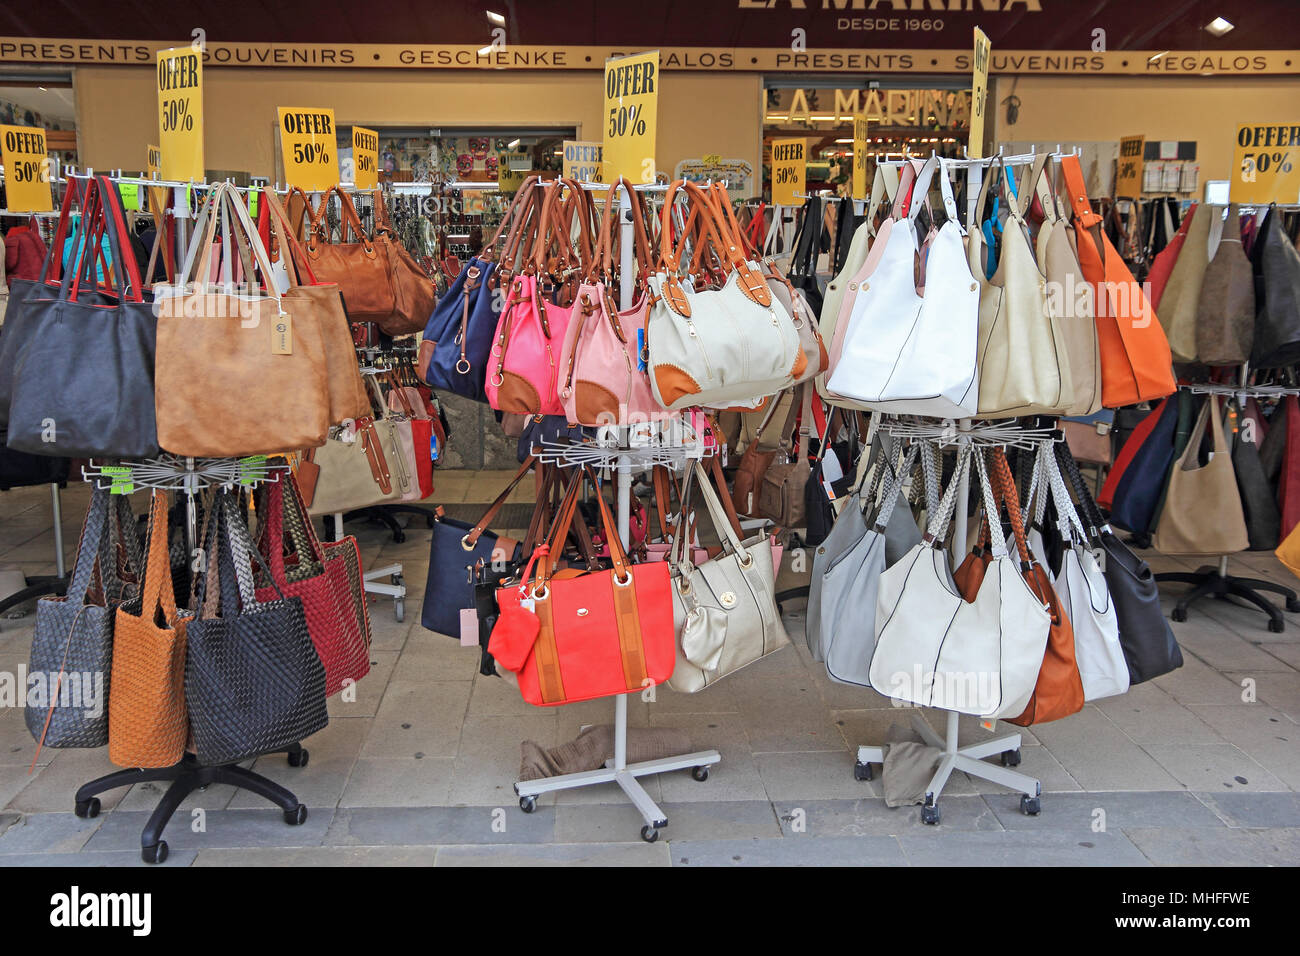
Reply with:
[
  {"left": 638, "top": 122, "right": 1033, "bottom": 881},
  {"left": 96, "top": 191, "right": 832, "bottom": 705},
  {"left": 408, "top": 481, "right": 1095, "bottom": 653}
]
[
  {"left": 1153, "top": 396, "right": 1250, "bottom": 555},
  {"left": 1195, "top": 204, "right": 1255, "bottom": 366},
  {"left": 1032, "top": 162, "right": 1102, "bottom": 415},
  {"left": 304, "top": 377, "right": 409, "bottom": 515},
  {"left": 969, "top": 159, "right": 1074, "bottom": 417},
  {"left": 301, "top": 188, "right": 435, "bottom": 337},
  {"left": 155, "top": 183, "right": 333, "bottom": 457},
  {"left": 1157, "top": 201, "right": 1210, "bottom": 364}
]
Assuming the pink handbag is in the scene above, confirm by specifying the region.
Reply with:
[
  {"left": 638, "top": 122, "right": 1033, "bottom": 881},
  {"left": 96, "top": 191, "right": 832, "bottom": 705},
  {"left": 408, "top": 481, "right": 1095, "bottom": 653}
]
[
  {"left": 558, "top": 180, "right": 660, "bottom": 426},
  {"left": 486, "top": 180, "right": 591, "bottom": 417}
]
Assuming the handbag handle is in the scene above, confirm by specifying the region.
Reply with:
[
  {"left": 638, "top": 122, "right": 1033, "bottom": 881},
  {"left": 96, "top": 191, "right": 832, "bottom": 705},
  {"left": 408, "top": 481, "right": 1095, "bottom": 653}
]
[
  {"left": 460, "top": 455, "right": 540, "bottom": 550},
  {"left": 985, "top": 448, "right": 1038, "bottom": 569},
  {"left": 530, "top": 465, "right": 632, "bottom": 588},
  {"left": 260, "top": 188, "right": 320, "bottom": 288},
  {"left": 921, "top": 442, "right": 972, "bottom": 546},
  {"left": 138, "top": 490, "right": 183, "bottom": 627}
]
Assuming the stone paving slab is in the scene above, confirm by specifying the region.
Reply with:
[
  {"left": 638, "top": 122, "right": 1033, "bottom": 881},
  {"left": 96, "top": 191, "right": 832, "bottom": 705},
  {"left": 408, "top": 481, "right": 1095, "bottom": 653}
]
[
  {"left": 1122, "top": 826, "right": 1300, "bottom": 866},
  {"left": 435, "top": 842, "right": 672, "bottom": 866},
  {"left": 83, "top": 807, "right": 333, "bottom": 854},
  {"left": 774, "top": 796, "right": 1001, "bottom": 836},
  {"left": 897, "top": 829, "right": 1152, "bottom": 866},
  {"left": 325, "top": 805, "right": 555, "bottom": 846},
  {"left": 983, "top": 790, "right": 1227, "bottom": 831},
  {"left": 554, "top": 800, "right": 782, "bottom": 843},
  {"left": 194, "top": 845, "right": 439, "bottom": 866},
  {"left": 1195, "top": 791, "right": 1300, "bottom": 828},
  {"left": 671, "top": 835, "right": 907, "bottom": 866},
  {"left": 0, "top": 812, "right": 102, "bottom": 854}
]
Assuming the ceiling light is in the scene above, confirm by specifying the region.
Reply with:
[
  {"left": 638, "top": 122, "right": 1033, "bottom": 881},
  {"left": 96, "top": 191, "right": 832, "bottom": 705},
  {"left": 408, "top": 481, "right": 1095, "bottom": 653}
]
[
  {"left": 507, "top": 138, "right": 521, "bottom": 149},
  {"left": 486, "top": 10, "right": 506, "bottom": 25},
  {"left": 1205, "top": 16, "right": 1234, "bottom": 36},
  {"left": 477, "top": 45, "right": 493, "bottom": 55},
  {"left": 834, "top": 138, "right": 853, "bottom": 144},
  {"left": 1148, "top": 51, "right": 1169, "bottom": 62}
]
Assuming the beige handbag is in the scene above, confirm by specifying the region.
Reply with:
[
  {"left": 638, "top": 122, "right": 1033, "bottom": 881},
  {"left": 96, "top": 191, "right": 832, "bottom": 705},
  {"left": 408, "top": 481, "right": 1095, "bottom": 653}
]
[
  {"left": 304, "top": 377, "right": 410, "bottom": 515},
  {"left": 1158, "top": 200, "right": 1211, "bottom": 364},
  {"left": 969, "top": 159, "right": 1074, "bottom": 417},
  {"left": 765, "top": 263, "right": 827, "bottom": 384},
  {"left": 1153, "top": 396, "right": 1250, "bottom": 556},
  {"left": 1033, "top": 162, "right": 1103, "bottom": 415},
  {"left": 667, "top": 461, "right": 790, "bottom": 693}
]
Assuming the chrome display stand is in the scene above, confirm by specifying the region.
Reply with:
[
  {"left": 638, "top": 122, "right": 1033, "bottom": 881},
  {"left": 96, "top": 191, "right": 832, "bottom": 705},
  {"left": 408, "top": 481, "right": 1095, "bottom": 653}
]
[
  {"left": 853, "top": 418, "right": 1048, "bottom": 824},
  {"left": 0, "top": 484, "right": 68, "bottom": 617},
  {"left": 512, "top": 182, "right": 719, "bottom": 843}
]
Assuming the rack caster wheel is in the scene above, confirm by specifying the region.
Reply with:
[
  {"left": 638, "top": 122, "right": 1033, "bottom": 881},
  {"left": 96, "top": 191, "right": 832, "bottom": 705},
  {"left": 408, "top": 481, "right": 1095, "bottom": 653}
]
[
  {"left": 394, "top": 598, "right": 405, "bottom": 623},
  {"left": 74, "top": 797, "right": 101, "bottom": 819},
  {"left": 921, "top": 800, "right": 941, "bottom": 826},
  {"left": 640, "top": 825, "right": 659, "bottom": 843},
  {"left": 1020, "top": 794, "right": 1042, "bottom": 816},
  {"left": 392, "top": 528, "right": 406, "bottom": 544},
  {"left": 141, "top": 841, "right": 168, "bottom": 864},
  {"left": 691, "top": 765, "right": 710, "bottom": 782},
  {"left": 1268, "top": 618, "right": 1285, "bottom": 633},
  {"left": 853, "top": 760, "right": 874, "bottom": 781},
  {"left": 1171, "top": 607, "right": 1188, "bottom": 623},
  {"left": 287, "top": 748, "right": 309, "bottom": 768},
  {"left": 1000, "top": 749, "right": 1022, "bottom": 768},
  {"left": 519, "top": 796, "right": 537, "bottom": 814},
  {"left": 283, "top": 804, "right": 309, "bottom": 825}
]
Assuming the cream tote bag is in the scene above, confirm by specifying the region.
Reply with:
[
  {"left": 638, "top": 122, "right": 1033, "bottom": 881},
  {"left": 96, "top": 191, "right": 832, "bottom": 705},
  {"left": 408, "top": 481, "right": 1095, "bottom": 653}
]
[{"left": 827, "top": 156, "right": 981, "bottom": 418}]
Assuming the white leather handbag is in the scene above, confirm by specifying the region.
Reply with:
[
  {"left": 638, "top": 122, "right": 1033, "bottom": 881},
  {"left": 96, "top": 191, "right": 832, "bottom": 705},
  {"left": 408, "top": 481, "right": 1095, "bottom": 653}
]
[
  {"left": 969, "top": 158, "right": 1074, "bottom": 417},
  {"left": 827, "top": 156, "right": 981, "bottom": 417},
  {"left": 666, "top": 461, "right": 790, "bottom": 693},
  {"left": 869, "top": 447, "right": 1051, "bottom": 718},
  {"left": 647, "top": 181, "right": 805, "bottom": 411}
]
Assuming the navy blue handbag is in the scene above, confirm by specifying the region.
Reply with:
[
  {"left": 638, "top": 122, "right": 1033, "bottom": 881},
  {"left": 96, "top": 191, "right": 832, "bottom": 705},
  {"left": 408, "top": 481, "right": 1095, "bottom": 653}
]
[
  {"left": 1108, "top": 395, "right": 1180, "bottom": 534},
  {"left": 418, "top": 256, "right": 499, "bottom": 402}
]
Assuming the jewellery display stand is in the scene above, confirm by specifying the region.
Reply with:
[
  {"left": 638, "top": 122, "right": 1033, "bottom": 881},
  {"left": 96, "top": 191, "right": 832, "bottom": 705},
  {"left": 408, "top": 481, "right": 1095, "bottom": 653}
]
[
  {"left": 853, "top": 418, "right": 1049, "bottom": 824},
  {"left": 0, "top": 484, "right": 69, "bottom": 616},
  {"left": 511, "top": 182, "right": 720, "bottom": 843},
  {"left": 74, "top": 456, "right": 310, "bottom": 863},
  {"left": 1153, "top": 381, "right": 1300, "bottom": 633}
]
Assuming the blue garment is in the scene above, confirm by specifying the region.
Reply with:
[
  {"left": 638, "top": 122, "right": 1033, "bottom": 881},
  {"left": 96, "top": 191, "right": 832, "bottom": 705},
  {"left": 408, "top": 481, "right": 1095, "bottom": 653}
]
[{"left": 60, "top": 214, "right": 114, "bottom": 284}]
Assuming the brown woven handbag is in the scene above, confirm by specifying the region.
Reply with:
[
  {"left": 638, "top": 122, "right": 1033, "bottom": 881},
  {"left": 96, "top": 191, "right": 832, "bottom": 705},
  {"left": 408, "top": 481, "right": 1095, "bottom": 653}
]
[{"left": 108, "top": 491, "right": 193, "bottom": 769}]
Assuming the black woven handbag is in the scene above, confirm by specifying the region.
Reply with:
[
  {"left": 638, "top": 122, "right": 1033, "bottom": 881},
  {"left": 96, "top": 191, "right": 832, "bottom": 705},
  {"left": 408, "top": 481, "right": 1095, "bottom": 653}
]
[
  {"left": 26, "top": 486, "right": 143, "bottom": 750},
  {"left": 185, "top": 491, "right": 328, "bottom": 766},
  {"left": 1056, "top": 442, "right": 1183, "bottom": 684}
]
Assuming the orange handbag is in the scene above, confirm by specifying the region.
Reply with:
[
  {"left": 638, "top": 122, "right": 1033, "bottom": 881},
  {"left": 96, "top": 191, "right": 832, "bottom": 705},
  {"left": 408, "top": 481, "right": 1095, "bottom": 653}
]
[{"left": 1060, "top": 156, "right": 1176, "bottom": 408}]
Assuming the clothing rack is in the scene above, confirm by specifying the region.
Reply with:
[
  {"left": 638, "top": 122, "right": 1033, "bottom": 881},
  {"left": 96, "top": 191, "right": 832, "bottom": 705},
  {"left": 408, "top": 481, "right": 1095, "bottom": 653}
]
[
  {"left": 510, "top": 181, "right": 719, "bottom": 842},
  {"left": 853, "top": 419, "right": 1050, "bottom": 824},
  {"left": 0, "top": 485, "right": 68, "bottom": 617},
  {"left": 70, "top": 455, "right": 309, "bottom": 864}
]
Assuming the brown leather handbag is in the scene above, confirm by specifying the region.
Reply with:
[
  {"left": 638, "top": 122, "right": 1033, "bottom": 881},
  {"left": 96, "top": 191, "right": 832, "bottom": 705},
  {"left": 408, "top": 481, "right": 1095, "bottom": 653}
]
[
  {"left": 1196, "top": 204, "right": 1255, "bottom": 366},
  {"left": 301, "top": 188, "right": 435, "bottom": 336},
  {"left": 108, "top": 491, "right": 192, "bottom": 769}
]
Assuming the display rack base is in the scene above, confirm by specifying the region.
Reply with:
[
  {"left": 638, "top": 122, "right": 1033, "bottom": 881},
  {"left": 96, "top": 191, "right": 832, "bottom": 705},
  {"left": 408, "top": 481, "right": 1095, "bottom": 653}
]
[
  {"left": 331, "top": 513, "right": 407, "bottom": 622},
  {"left": 340, "top": 505, "right": 438, "bottom": 543},
  {"left": 854, "top": 710, "right": 1041, "bottom": 825},
  {"left": 0, "top": 574, "right": 68, "bottom": 617},
  {"left": 73, "top": 743, "right": 310, "bottom": 864},
  {"left": 1156, "top": 565, "right": 1299, "bottom": 633}
]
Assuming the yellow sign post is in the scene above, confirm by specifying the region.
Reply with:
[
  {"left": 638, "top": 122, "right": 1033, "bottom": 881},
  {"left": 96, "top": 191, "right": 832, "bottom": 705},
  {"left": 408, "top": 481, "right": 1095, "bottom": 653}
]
[
  {"left": 0, "top": 125, "right": 52, "bottom": 212},
  {"left": 603, "top": 50, "right": 659, "bottom": 184},
  {"left": 969, "top": 28, "right": 991, "bottom": 159},
  {"left": 1231, "top": 123, "right": 1300, "bottom": 204},
  {"left": 352, "top": 126, "right": 379, "bottom": 190},
  {"left": 278, "top": 107, "right": 339, "bottom": 191},
  {"left": 1116, "top": 135, "right": 1145, "bottom": 199},
  {"left": 156, "top": 47, "right": 204, "bottom": 181},
  {"left": 563, "top": 141, "right": 604, "bottom": 183},
  {"left": 770, "top": 138, "right": 805, "bottom": 206},
  {"left": 852, "top": 113, "right": 870, "bottom": 200}
]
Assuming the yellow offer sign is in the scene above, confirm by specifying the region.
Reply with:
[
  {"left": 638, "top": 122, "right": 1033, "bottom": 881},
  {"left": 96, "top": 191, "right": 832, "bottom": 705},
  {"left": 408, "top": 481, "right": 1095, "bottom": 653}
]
[
  {"left": 603, "top": 50, "right": 659, "bottom": 185},
  {"left": 852, "top": 113, "right": 870, "bottom": 200},
  {"left": 969, "top": 28, "right": 991, "bottom": 160},
  {"left": 353, "top": 125, "right": 379, "bottom": 189},
  {"left": 278, "top": 107, "right": 339, "bottom": 192},
  {"left": 156, "top": 48, "right": 204, "bottom": 181},
  {"left": 0, "top": 125, "right": 52, "bottom": 212},
  {"left": 1116, "top": 135, "right": 1145, "bottom": 199},
  {"left": 1231, "top": 123, "right": 1300, "bottom": 205},
  {"left": 770, "top": 138, "right": 805, "bottom": 206},
  {"left": 563, "top": 141, "right": 603, "bottom": 183}
]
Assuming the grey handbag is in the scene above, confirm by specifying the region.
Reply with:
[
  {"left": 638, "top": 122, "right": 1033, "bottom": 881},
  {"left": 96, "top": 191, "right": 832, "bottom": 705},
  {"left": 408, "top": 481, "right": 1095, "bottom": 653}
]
[
  {"left": 26, "top": 486, "right": 143, "bottom": 750},
  {"left": 666, "top": 462, "right": 790, "bottom": 694},
  {"left": 816, "top": 445, "right": 920, "bottom": 686}
]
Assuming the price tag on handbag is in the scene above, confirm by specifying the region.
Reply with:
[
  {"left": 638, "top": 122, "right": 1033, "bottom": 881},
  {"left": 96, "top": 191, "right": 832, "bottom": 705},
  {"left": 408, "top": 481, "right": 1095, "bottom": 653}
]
[
  {"left": 238, "top": 455, "right": 269, "bottom": 486},
  {"left": 101, "top": 465, "right": 134, "bottom": 495},
  {"left": 820, "top": 452, "right": 844, "bottom": 501},
  {"left": 272, "top": 314, "right": 292, "bottom": 354},
  {"left": 460, "top": 607, "right": 479, "bottom": 647}
]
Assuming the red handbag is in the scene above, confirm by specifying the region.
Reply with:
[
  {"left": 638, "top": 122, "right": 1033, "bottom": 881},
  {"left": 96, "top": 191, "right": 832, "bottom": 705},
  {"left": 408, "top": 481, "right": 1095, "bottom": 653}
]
[
  {"left": 255, "top": 474, "right": 371, "bottom": 697},
  {"left": 491, "top": 466, "right": 676, "bottom": 706}
]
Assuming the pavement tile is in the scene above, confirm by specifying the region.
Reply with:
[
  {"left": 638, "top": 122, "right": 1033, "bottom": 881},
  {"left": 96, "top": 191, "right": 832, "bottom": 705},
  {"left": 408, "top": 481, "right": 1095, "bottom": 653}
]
[
  {"left": 7, "top": 749, "right": 132, "bottom": 814},
  {"left": 194, "top": 845, "right": 439, "bottom": 866},
  {"left": 1124, "top": 826, "right": 1300, "bottom": 866},
  {"left": 555, "top": 800, "right": 781, "bottom": 843},
  {"left": 671, "top": 835, "right": 907, "bottom": 866},
  {"left": 1031, "top": 706, "right": 1182, "bottom": 791},
  {"left": 436, "top": 842, "right": 671, "bottom": 866},
  {"left": 449, "top": 714, "right": 558, "bottom": 805},
  {"left": 983, "top": 790, "right": 1227, "bottom": 831},
  {"left": 339, "top": 756, "right": 455, "bottom": 807},
  {"left": 1093, "top": 681, "right": 1224, "bottom": 745},
  {"left": 327, "top": 650, "right": 399, "bottom": 719},
  {"left": 0, "top": 812, "right": 102, "bottom": 854},
  {"left": 653, "top": 714, "right": 767, "bottom": 804},
  {"left": 898, "top": 828, "right": 1151, "bottom": 866},
  {"left": 1194, "top": 791, "right": 1300, "bottom": 829},
  {"left": 325, "top": 805, "right": 554, "bottom": 846},
  {"left": 1224, "top": 670, "right": 1300, "bottom": 724},
  {"left": 776, "top": 796, "right": 1001, "bottom": 836},
  {"left": 230, "top": 717, "right": 372, "bottom": 810},
  {"left": 1142, "top": 744, "right": 1287, "bottom": 792},
  {"left": 757, "top": 751, "right": 883, "bottom": 801},
  {"left": 360, "top": 679, "right": 471, "bottom": 759},
  {"left": 1153, "top": 651, "right": 1253, "bottom": 707},
  {"left": 83, "top": 807, "right": 333, "bottom": 854},
  {"left": 0, "top": 848, "right": 199, "bottom": 867},
  {"left": 1187, "top": 703, "right": 1300, "bottom": 790}
]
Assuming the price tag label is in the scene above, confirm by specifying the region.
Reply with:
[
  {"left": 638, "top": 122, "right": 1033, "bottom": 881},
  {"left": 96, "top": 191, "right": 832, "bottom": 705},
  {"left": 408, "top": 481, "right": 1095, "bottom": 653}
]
[
  {"left": 852, "top": 113, "right": 870, "bottom": 200},
  {"left": 272, "top": 314, "right": 293, "bottom": 355},
  {"left": 969, "top": 28, "right": 991, "bottom": 160},
  {"left": 1231, "top": 123, "right": 1300, "bottom": 204},
  {"left": 0, "top": 125, "right": 52, "bottom": 212},
  {"left": 770, "top": 138, "right": 806, "bottom": 206},
  {"left": 278, "top": 107, "right": 338, "bottom": 192},
  {"left": 603, "top": 50, "right": 659, "bottom": 185},
  {"left": 101, "top": 465, "right": 134, "bottom": 496},
  {"left": 238, "top": 455, "right": 269, "bottom": 485},
  {"left": 352, "top": 125, "right": 379, "bottom": 190},
  {"left": 1116, "top": 135, "right": 1145, "bottom": 199},
  {"left": 563, "top": 140, "right": 604, "bottom": 183},
  {"left": 156, "top": 48, "right": 204, "bottom": 182}
]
